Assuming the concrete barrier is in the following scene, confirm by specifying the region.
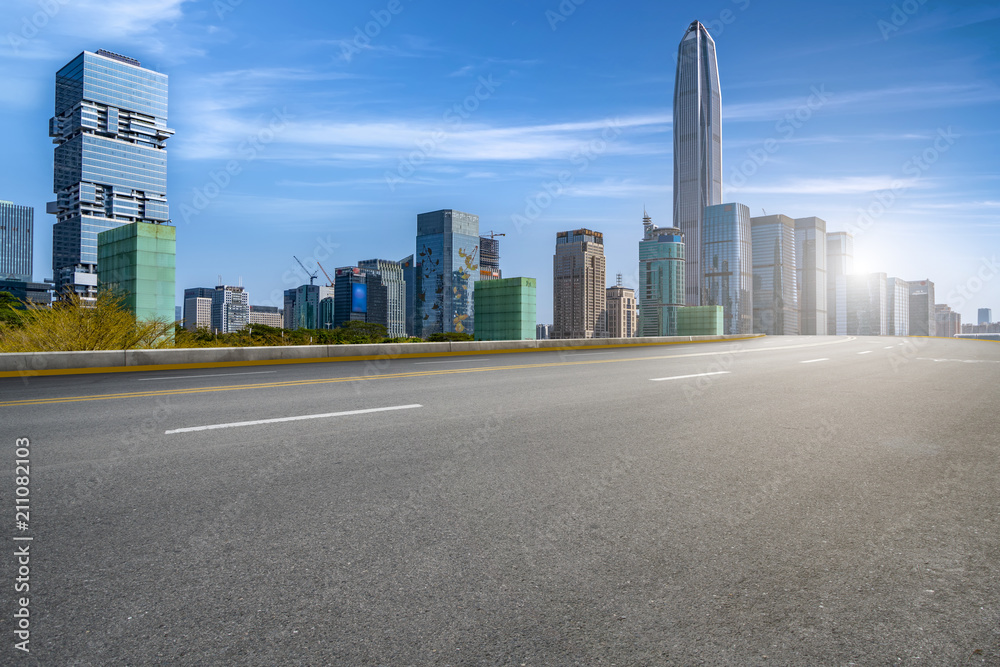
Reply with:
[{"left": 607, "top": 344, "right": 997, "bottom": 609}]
[{"left": 0, "top": 334, "right": 763, "bottom": 377}]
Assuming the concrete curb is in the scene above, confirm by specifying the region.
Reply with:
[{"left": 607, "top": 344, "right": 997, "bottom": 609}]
[{"left": 0, "top": 334, "right": 763, "bottom": 378}]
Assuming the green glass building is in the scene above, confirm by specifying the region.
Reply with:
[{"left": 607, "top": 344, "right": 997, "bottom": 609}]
[
  {"left": 97, "top": 221, "right": 176, "bottom": 324},
  {"left": 677, "top": 305, "right": 724, "bottom": 336},
  {"left": 473, "top": 277, "right": 536, "bottom": 341},
  {"left": 639, "top": 213, "right": 685, "bottom": 336}
]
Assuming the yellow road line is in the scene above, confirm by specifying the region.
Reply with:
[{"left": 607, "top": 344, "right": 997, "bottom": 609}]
[{"left": 0, "top": 335, "right": 850, "bottom": 408}]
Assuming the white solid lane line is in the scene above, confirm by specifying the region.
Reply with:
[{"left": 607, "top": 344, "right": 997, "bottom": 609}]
[
  {"left": 884, "top": 346, "right": 894, "bottom": 349},
  {"left": 139, "top": 371, "right": 278, "bottom": 381},
  {"left": 858, "top": 351, "right": 873, "bottom": 355},
  {"left": 650, "top": 371, "right": 731, "bottom": 382},
  {"left": 801, "top": 358, "right": 829, "bottom": 364},
  {"left": 165, "top": 404, "right": 423, "bottom": 434}
]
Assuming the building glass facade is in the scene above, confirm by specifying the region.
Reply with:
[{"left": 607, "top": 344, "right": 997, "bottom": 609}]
[
  {"left": 907, "top": 280, "right": 935, "bottom": 336},
  {"left": 639, "top": 213, "right": 685, "bottom": 337},
  {"left": 359, "top": 258, "right": 406, "bottom": 338},
  {"left": 846, "top": 272, "right": 887, "bottom": 335},
  {"left": 885, "top": 278, "right": 910, "bottom": 336},
  {"left": 473, "top": 277, "right": 536, "bottom": 341},
  {"left": 96, "top": 221, "right": 175, "bottom": 325},
  {"left": 553, "top": 228, "right": 607, "bottom": 339},
  {"left": 479, "top": 236, "right": 501, "bottom": 281},
  {"left": 0, "top": 201, "right": 33, "bottom": 282},
  {"left": 50, "top": 50, "right": 173, "bottom": 300},
  {"left": 702, "top": 203, "right": 752, "bottom": 335},
  {"left": 674, "top": 21, "right": 723, "bottom": 305},
  {"left": 211, "top": 285, "right": 249, "bottom": 334},
  {"left": 751, "top": 214, "right": 798, "bottom": 335},
  {"left": 333, "top": 266, "right": 389, "bottom": 333},
  {"left": 979, "top": 308, "right": 992, "bottom": 325},
  {"left": 826, "top": 232, "right": 854, "bottom": 335},
  {"left": 677, "top": 305, "right": 724, "bottom": 336},
  {"left": 794, "top": 217, "right": 827, "bottom": 335},
  {"left": 414, "top": 210, "right": 479, "bottom": 337}
]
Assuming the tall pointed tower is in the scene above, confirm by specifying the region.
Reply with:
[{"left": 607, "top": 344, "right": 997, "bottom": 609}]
[{"left": 673, "top": 21, "right": 722, "bottom": 305}]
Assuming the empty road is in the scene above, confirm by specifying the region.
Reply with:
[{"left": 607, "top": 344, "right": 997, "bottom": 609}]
[{"left": 1, "top": 335, "right": 998, "bottom": 665}]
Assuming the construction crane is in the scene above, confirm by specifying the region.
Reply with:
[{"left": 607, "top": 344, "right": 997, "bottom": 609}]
[
  {"left": 484, "top": 231, "right": 506, "bottom": 239},
  {"left": 293, "top": 256, "right": 318, "bottom": 285},
  {"left": 316, "top": 261, "right": 335, "bottom": 288}
]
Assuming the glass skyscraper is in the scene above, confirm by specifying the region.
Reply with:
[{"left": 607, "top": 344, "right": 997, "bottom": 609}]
[
  {"left": 0, "top": 201, "right": 33, "bottom": 282},
  {"left": 826, "top": 232, "right": 854, "bottom": 335},
  {"left": 673, "top": 20, "right": 722, "bottom": 305},
  {"left": 414, "top": 209, "right": 480, "bottom": 337},
  {"left": 751, "top": 214, "right": 799, "bottom": 335},
  {"left": 793, "top": 217, "right": 827, "bottom": 335},
  {"left": 359, "top": 258, "right": 406, "bottom": 338},
  {"left": 49, "top": 49, "right": 173, "bottom": 300},
  {"left": 702, "top": 203, "right": 752, "bottom": 335},
  {"left": 639, "top": 212, "right": 685, "bottom": 337}
]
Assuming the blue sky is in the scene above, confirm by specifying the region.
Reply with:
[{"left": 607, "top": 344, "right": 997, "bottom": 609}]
[{"left": 2, "top": 0, "right": 998, "bottom": 323}]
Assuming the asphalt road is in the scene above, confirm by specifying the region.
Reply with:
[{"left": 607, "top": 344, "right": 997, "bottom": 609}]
[{"left": 1, "top": 335, "right": 998, "bottom": 665}]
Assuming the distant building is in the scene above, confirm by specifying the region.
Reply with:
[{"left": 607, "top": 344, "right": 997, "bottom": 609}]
[
  {"left": 249, "top": 305, "right": 283, "bottom": 328},
  {"left": 935, "top": 304, "right": 961, "bottom": 337},
  {"left": 474, "top": 277, "right": 536, "bottom": 341},
  {"left": 702, "top": 203, "right": 753, "bottom": 335},
  {"left": 674, "top": 20, "right": 722, "bottom": 305},
  {"left": 606, "top": 282, "right": 637, "bottom": 339},
  {"left": 284, "top": 284, "right": 333, "bottom": 330},
  {"left": 845, "top": 272, "right": 887, "bottom": 335},
  {"left": 212, "top": 285, "right": 249, "bottom": 334},
  {"left": 907, "top": 280, "right": 935, "bottom": 336},
  {"left": 479, "top": 236, "right": 501, "bottom": 281},
  {"left": 536, "top": 324, "right": 552, "bottom": 340},
  {"left": 332, "top": 266, "right": 388, "bottom": 332},
  {"left": 885, "top": 278, "right": 910, "bottom": 336},
  {"left": 0, "top": 280, "right": 50, "bottom": 307},
  {"left": 49, "top": 50, "right": 173, "bottom": 300},
  {"left": 751, "top": 214, "right": 798, "bottom": 335},
  {"left": 175, "top": 305, "right": 182, "bottom": 322},
  {"left": 414, "top": 209, "right": 479, "bottom": 337},
  {"left": 97, "top": 222, "right": 175, "bottom": 325},
  {"left": 553, "top": 228, "right": 606, "bottom": 339},
  {"left": 183, "top": 288, "right": 214, "bottom": 331},
  {"left": 793, "top": 217, "right": 827, "bottom": 335},
  {"left": 979, "top": 308, "right": 992, "bottom": 325},
  {"left": 678, "top": 305, "right": 724, "bottom": 336},
  {"left": 359, "top": 258, "right": 406, "bottom": 338},
  {"left": 0, "top": 201, "right": 33, "bottom": 283},
  {"left": 638, "top": 213, "right": 684, "bottom": 337},
  {"left": 826, "top": 232, "right": 854, "bottom": 335}
]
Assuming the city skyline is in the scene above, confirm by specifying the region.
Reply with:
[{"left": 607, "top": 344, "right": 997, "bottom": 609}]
[{"left": 1, "top": 1, "right": 998, "bottom": 323}]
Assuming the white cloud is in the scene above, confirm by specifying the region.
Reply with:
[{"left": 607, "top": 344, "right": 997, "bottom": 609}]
[{"left": 729, "top": 176, "right": 923, "bottom": 195}]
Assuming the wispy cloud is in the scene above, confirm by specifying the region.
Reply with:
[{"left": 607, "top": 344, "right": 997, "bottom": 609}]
[{"left": 729, "top": 175, "right": 924, "bottom": 195}]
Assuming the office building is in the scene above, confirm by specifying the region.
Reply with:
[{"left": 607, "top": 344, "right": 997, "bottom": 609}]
[
  {"left": 473, "top": 277, "right": 536, "bottom": 341},
  {"left": 332, "top": 266, "right": 388, "bottom": 332},
  {"left": 793, "top": 217, "right": 827, "bottom": 335},
  {"left": 702, "top": 203, "right": 752, "bottom": 335},
  {"left": 979, "top": 308, "right": 992, "bottom": 325},
  {"left": 606, "top": 280, "right": 637, "bottom": 339},
  {"left": 553, "top": 228, "right": 607, "bottom": 339},
  {"left": 479, "top": 236, "right": 501, "bottom": 281},
  {"left": 284, "top": 284, "right": 333, "bottom": 330},
  {"left": 211, "top": 285, "right": 249, "bottom": 334},
  {"left": 414, "top": 209, "right": 479, "bottom": 337},
  {"left": 751, "top": 214, "right": 798, "bottom": 335},
  {"left": 0, "top": 280, "right": 50, "bottom": 307},
  {"left": 536, "top": 324, "right": 552, "bottom": 340},
  {"left": 639, "top": 213, "right": 685, "bottom": 337},
  {"left": 249, "top": 305, "right": 283, "bottom": 328},
  {"left": 673, "top": 20, "right": 723, "bottom": 305},
  {"left": 935, "top": 304, "right": 961, "bottom": 338},
  {"left": 678, "top": 305, "right": 724, "bottom": 335},
  {"left": 183, "top": 287, "right": 214, "bottom": 331},
  {"left": 845, "top": 272, "right": 887, "bottom": 335},
  {"left": 907, "top": 280, "right": 935, "bottom": 336},
  {"left": 400, "top": 254, "right": 415, "bottom": 337},
  {"left": 826, "top": 232, "right": 854, "bottom": 335},
  {"left": 359, "top": 258, "right": 405, "bottom": 338},
  {"left": 0, "top": 201, "right": 33, "bottom": 282},
  {"left": 96, "top": 222, "right": 175, "bottom": 324},
  {"left": 885, "top": 278, "right": 910, "bottom": 337},
  {"left": 49, "top": 50, "right": 173, "bottom": 300}
]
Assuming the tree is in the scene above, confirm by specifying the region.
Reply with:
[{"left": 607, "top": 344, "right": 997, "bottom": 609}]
[
  {"left": 335, "top": 320, "right": 388, "bottom": 344},
  {"left": 427, "top": 331, "right": 474, "bottom": 342},
  {"left": 0, "top": 290, "right": 175, "bottom": 352},
  {"left": 0, "top": 291, "right": 25, "bottom": 330}
]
